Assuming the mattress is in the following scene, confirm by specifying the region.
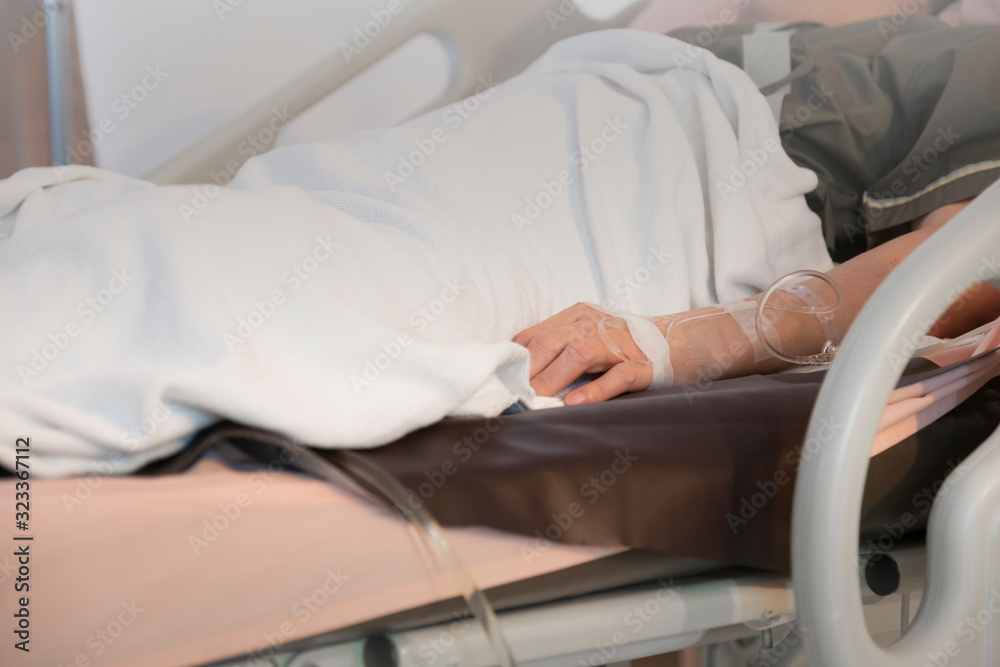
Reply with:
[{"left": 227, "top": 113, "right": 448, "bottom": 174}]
[
  {"left": 3, "top": 365, "right": 998, "bottom": 666},
  {"left": 356, "top": 365, "right": 1000, "bottom": 572},
  {"left": 0, "top": 449, "right": 715, "bottom": 667}
]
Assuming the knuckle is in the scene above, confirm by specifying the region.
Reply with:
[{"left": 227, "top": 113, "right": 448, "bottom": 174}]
[
  {"left": 533, "top": 332, "right": 563, "bottom": 355},
  {"left": 565, "top": 339, "right": 595, "bottom": 364},
  {"left": 615, "top": 362, "right": 639, "bottom": 385},
  {"left": 578, "top": 318, "right": 599, "bottom": 337},
  {"left": 587, "top": 384, "right": 610, "bottom": 402}
]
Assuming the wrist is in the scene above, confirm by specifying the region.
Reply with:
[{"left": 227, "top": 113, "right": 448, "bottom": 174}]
[
  {"left": 661, "top": 299, "right": 815, "bottom": 387},
  {"left": 661, "top": 306, "right": 760, "bottom": 387}
]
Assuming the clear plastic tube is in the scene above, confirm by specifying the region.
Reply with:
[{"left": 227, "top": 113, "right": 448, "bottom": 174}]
[
  {"left": 316, "top": 448, "right": 517, "bottom": 667},
  {"left": 597, "top": 270, "right": 846, "bottom": 385},
  {"left": 755, "top": 270, "right": 842, "bottom": 365},
  {"left": 191, "top": 428, "right": 517, "bottom": 667}
]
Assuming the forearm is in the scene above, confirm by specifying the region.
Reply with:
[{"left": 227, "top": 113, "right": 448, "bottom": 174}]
[
  {"left": 519, "top": 199, "right": 1000, "bottom": 405},
  {"left": 670, "top": 201, "right": 1000, "bottom": 385}
]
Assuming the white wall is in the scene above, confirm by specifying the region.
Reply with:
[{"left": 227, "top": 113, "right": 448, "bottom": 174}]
[
  {"left": 72, "top": 0, "right": 640, "bottom": 177},
  {"left": 628, "top": 0, "right": 925, "bottom": 34},
  {"left": 73, "top": 0, "right": 452, "bottom": 177}
]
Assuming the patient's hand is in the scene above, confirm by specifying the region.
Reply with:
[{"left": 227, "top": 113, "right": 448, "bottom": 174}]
[
  {"left": 515, "top": 197, "right": 1000, "bottom": 406},
  {"left": 513, "top": 303, "right": 653, "bottom": 405},
  {"left": 514, "top": 302, "right": 749, "bottom": 404}
]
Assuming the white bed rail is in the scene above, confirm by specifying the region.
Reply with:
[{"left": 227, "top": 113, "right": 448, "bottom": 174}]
[
  {"left": 794, "top": 178, "right": 1000, "bottom": 666},
  {"left": 143, "top": 0, "right": 649, "bottom": 186}
]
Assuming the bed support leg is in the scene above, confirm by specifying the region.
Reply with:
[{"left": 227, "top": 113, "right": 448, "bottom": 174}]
[
  {"left": 899, "top": 593, "right": 911, "bottom": 635},
  {"left": 748, "top": 623, "right": 806, "bottom": 667}
]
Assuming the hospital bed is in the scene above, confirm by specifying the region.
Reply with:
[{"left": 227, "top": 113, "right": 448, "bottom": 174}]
[{"left": 26, "top": 0, "right": 1000, "bottom": 665}]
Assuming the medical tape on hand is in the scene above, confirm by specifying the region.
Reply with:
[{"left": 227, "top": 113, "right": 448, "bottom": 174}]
[
  {"left": 726, "top": 302, "right": 773, "bottom": 364},
  {"left": 623, "top": 312, "right": 674, "bottom": 389},
  {"left": 591, "top": 304, "right": 674, "bottom": 389},
  {"left": 782, "top": 283, "right": 841, "bottom": 346}
]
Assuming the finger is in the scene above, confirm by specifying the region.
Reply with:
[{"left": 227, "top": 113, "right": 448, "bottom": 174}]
[
  {"left": 513, "top": 303, "right": 601, "bottom": 347},
  {"left": 525, "top": 318, "right": 605, "bottom": 378},
  {"left": 530, "top": 337, "right": 617, "bottom": 397},
  {"left": 564, "top": 362, "right": 650, "bottom": 405},
  {"left": 524, "top": 328, "right": 577, "bottom": 378}
]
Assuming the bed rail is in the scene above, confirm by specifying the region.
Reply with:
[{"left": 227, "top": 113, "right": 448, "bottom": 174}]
[
  {"left": 794, "top": 177, "right": 1000, "bottom": 666},
  {"left": 142, "top": 0, "right": 649, "bottom": 186},
  {"left": 45, "top": 0, "right": 74, "bottom": 166}
]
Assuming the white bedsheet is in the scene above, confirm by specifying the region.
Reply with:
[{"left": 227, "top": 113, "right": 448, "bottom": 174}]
[{"left": 0, "top": 29, "right": 831, "bottom": 476}]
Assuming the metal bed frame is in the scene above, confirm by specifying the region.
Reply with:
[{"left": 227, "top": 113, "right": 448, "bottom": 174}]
[
  {"left": 238, "top": 176, "right": 1000, "bottom": 667},
  {"left": 44, "top": 0, "right": 73, "bottom": 167}
]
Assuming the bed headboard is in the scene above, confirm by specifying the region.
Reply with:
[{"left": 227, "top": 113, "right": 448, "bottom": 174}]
[
  {"left": 794, "top": 177, "right": 1000, "bottom": 666},
  {"left": 142, "top": 0, "right": 649, "bottom": 186}
]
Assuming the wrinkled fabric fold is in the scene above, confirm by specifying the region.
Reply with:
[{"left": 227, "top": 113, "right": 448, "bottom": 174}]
[{"left": 1, "top": 30, "right": 830, "bottom": 476}]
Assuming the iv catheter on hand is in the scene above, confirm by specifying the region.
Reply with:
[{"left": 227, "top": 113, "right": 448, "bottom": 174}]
[{"left": 597, "top": 270, "right": 845, "bottom": 388}]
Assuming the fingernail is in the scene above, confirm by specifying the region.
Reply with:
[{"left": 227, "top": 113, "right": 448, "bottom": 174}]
[{"left": 565, "top": 393, "right": 586, "bottom": 406}]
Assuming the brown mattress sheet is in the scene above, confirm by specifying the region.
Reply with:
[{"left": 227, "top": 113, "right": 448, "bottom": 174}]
[
  {"left": 355, "top": 371, "right": 1000, "bottom": 572},
  {"left": 169, "top": 368, "right": 1000, "bottom": 574}
]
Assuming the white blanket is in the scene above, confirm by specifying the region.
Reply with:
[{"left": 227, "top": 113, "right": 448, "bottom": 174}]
[{"left": 0, "top": 30, "right": 832, "bottom": 477}]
